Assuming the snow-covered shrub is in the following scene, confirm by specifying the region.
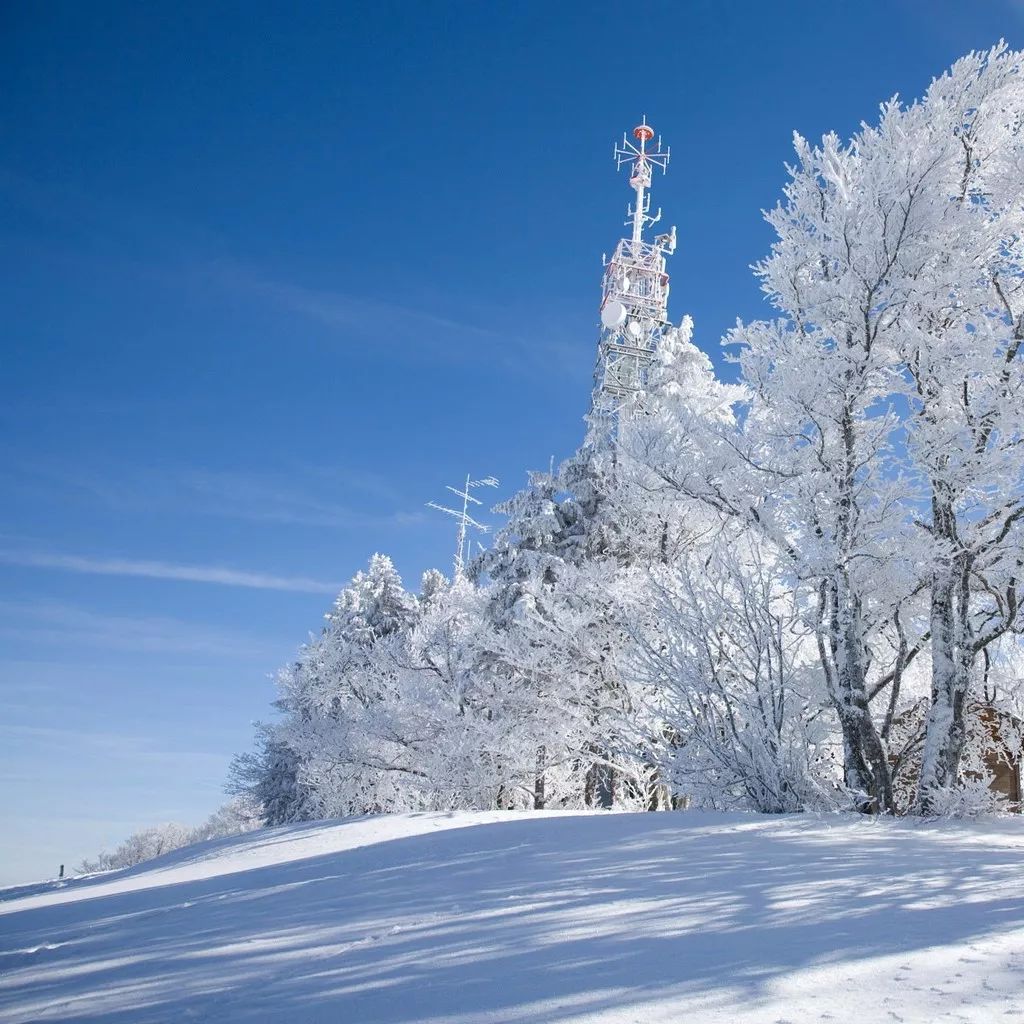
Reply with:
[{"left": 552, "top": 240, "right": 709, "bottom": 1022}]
[
  {"left": 626, "top": 540, "right": 841, "bottom": 813},
  {"left": 78, "top": 796, "right": 263, "bottom": 874}
]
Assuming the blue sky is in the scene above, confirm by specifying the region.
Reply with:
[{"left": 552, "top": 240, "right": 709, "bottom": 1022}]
[{"left": 2, "top": 1, "right": 1021, "bottom": 884}]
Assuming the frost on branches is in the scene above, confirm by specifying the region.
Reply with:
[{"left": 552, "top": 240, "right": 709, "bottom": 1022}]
[{"left": 235, "top": 44, "right": 1024, "bottom": 822}]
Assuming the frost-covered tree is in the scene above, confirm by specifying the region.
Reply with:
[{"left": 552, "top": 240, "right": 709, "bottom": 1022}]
[
  {"left": 477, "top": 454, "right": 662, "bottom": 808},
  {"left": 359, "top": 575, "right": 554, "bottom": 809},
  {"left": 880, "top": 45, "right": 1024, "bottom": 811},
  {"left": 627, "top": 532, "right": 838, "bottom": 812},
  {"left": 474, "top": 315, "right": 753, "bottom": 810},
  {"left": 723, "top": 121, "right": 943, "bottom": 812},
  {"left": 235, "top": 554, "right": 420, "bottom": 821},
  {"left": 280, "top": 553, "right": 418, "bottom": 814},
  {"left": 228, "top": 731, "right": 318, "bottom": 825},
  {"left": 476, "top": 462, "right": 615, "bottom": 806},
  {"left": 633, "top": 43, "right": 1024, "bottom": 814},
  {"left": 417, "top": 567, "right": 450, "bottom": 613}
]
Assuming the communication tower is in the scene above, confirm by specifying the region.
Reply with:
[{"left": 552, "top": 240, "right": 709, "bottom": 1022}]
[{"left": 591, "top": 117, "right": 677, "bottom": 435}]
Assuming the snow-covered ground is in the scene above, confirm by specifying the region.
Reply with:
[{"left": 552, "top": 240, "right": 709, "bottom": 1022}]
[{"left": 2, "top": 811, "right": 1023, "bottom": 1023}]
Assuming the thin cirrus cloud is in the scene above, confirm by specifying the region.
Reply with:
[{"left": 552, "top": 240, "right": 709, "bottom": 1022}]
[
  {"left": 204, "top": 260, "right": 498, "bottom": 349},
  {"left": 0, "top": 548, "right": 341, "bottom": 594},
  {"left": 203, "top": 261, "right": 584, "bottom": 380},
  {"left": 0, "top": 456, "right": 425, "bottom": 531},
  {"left": 0, "top": 602, "right": 278, "bottom": 660},
  {"left": 0, "top": 722, "right": 231, "bottom": 770},
  {"left": 243, "top": 270, "right": 585, "bottom": 378}
]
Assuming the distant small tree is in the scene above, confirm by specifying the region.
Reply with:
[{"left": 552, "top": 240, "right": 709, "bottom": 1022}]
[
  {"left": 79, "top": 797, "right": 264, "bottom": 875},
  {"left": 229, "top": 732, "right": 318, "bottom": 826}
]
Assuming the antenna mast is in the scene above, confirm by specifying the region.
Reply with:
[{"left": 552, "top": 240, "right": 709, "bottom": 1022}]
[
  {"left": 590, "top": 116, "right": 677, "bottom": 438},
  {"left": 427, "top": 474, "right": 499, "bottom": 578}
]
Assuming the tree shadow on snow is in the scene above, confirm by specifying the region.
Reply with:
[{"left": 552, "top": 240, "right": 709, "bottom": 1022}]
[{"left": 1, "top": 813, "right": 1022, "bottom": 1023}]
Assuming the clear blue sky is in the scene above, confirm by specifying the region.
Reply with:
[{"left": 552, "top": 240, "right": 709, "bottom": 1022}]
[{"left": 2, "top": 1, "right": 1019, "bottom": 884}]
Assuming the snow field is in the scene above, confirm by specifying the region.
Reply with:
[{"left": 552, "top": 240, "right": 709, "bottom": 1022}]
[{"left": 1, "top": 810, "right": 1023, "bottom": 1023}]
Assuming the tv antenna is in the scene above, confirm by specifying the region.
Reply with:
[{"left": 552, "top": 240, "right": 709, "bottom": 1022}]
[{"left": 427, "top": 474, "right": 499, "bottom": 578}]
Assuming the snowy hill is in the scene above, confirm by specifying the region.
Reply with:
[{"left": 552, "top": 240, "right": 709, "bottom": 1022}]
[{"left": 2, "top": 811, "right": 1024, "bottom": 1023}]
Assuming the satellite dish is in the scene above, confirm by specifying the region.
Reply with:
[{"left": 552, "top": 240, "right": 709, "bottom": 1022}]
[
  {"left": 622, "top": 275, "right": 632, "bottom": 292},
  {"left": 627, "top": 319, "right": 643, "bottom": 339},
  {"left": 601, "top": 300, "right": 626, "bottom": 329}
]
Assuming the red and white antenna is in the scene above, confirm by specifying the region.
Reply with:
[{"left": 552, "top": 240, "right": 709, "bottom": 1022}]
[
  {"left": 427, "top": 474, "right": 499, "bottom": 578},
  {"left": 590, "top": 117, "right": 681, "bottom": 437},
  {"left": 614, "top": 116, "right": 671, "bottom": 245}
]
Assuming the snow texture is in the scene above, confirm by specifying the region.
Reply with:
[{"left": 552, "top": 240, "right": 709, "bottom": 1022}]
[{"left": 3, "top": 810, "right": 1024, "bottom": 1022}]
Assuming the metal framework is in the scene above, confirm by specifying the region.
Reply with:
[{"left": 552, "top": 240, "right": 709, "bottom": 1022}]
[
  {"left": 427, "top": 474, "right": 499, "bottom": 578},
  {"left": 591, "top": 117, "right": 676, "bottom": 433}
]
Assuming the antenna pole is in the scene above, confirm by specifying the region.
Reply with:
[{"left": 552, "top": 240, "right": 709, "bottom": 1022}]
[
  {"left": 631, "top": 117, "right": 650, "bottom": 244},
  {"left": 455, "top": 473, "right": 470, "bottom": 577}
]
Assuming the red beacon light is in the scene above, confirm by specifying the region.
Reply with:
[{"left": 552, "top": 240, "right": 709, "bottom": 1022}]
[{"left": 633, "top": 123, "right": 655, "bottom": 143}]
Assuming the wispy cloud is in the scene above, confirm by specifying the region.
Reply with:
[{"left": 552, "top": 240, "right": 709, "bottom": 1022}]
[
  {"left": 0, "top": 722, "right": 230, "bottom": 771},
  {"left": 204, "top": 260, "right": 587, "bottom": 380},
  {"left": 177, "top": 467, "right": 423, "bottom": 529},
  {"left": 0, "top": 457, "right": 426, "bottom": 531},
  {"left": 1, "top": 170, "right": 586, "bottom": 386},
  {"left": 0, "top": 548, "right": 340, "bottom": 594},
  {"left": 207, "top": 261, "right": 498, "bottom": 346},
  {"left": 0, "top": 602, "right": 279, "bottom": 659}
]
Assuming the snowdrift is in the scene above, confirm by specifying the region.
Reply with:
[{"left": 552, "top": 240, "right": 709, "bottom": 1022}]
[{"left": 2, "top": 810, "right": 1024, "bottom": 1022}]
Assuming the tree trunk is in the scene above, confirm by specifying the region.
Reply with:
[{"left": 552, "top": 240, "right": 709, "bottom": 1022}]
[
  {"left": 918, "top": 504, "right": 972, "bottom": 814},
  {"left": 584, "top": 757, "right": 614, "bottom": 808},
  {"left": 830, "top": 578, "right": 894, "bottom": 814},
  {"left": 533, "top": 745, "right": 546, "bottom": 810},
  {"left": 829, "top": 402, "right": 893, "bottom": 814}
]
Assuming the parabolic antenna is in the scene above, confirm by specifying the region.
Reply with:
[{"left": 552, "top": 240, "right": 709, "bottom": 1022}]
[
  {"left": 601, "top": 300, "right": 627, "bottom": 329},
  {"left": 627, "top": 319, "right": 643, "bottom": 339}
]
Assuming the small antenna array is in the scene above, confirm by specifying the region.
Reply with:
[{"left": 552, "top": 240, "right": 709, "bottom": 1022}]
[{"left": 427, "top": 474, "right": 499, "bottom": 578}]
